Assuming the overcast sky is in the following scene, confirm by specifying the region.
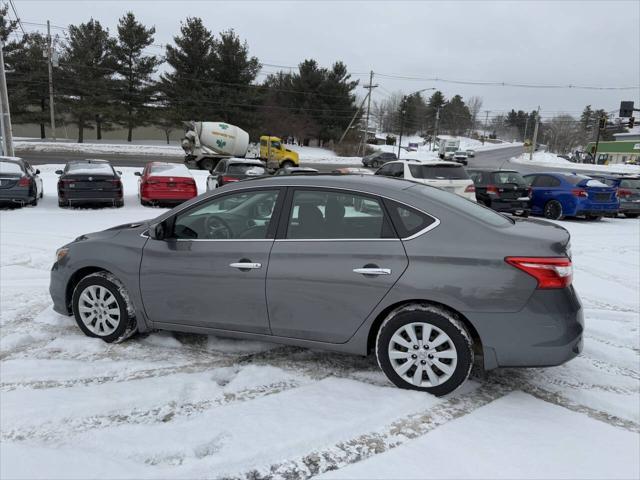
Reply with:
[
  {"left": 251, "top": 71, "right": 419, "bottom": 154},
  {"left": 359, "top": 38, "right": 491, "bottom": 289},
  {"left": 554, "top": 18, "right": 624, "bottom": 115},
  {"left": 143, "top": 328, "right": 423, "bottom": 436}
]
[{"left": 15, "top": 0, "right": 640, "bottom": 120}]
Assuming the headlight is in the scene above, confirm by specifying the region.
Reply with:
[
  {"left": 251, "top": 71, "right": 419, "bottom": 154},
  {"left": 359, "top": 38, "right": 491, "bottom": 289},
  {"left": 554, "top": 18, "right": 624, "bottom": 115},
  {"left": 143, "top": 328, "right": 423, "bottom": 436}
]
[{"left": 55, "top": 247, "right": 69, "bottom": 262}]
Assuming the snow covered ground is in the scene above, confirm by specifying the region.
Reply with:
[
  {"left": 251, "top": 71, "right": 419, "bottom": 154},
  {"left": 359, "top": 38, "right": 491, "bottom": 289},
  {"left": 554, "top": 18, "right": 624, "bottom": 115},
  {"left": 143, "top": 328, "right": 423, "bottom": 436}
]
[
  {"left": 1, "top": 166, "right": 638, "bottom": 479},
  {"left": 512, "top": 152, "right": 640, "bottom": 174}
]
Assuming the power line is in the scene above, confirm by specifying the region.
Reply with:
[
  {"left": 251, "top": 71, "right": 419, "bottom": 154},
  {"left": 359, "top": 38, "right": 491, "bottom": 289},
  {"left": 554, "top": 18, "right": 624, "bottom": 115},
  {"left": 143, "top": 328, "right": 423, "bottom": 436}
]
[{"left": 7, "top": 0, "right": 26, "bottom": 36}]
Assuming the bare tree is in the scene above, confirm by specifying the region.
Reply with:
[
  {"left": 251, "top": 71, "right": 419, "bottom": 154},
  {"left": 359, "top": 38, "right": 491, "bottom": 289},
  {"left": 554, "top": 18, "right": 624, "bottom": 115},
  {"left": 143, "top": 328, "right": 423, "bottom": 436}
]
[{"left": 467, "top": 96, "right": 483, "bottom": 134}]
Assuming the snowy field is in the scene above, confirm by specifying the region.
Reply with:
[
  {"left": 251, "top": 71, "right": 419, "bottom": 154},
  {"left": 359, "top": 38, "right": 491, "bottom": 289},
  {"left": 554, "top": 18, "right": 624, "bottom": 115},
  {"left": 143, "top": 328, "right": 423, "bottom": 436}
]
[
  {"left": 512, "top": 151, "right": 640, "bottom": 174},
  {"left": 1, "top": 167, "right": 639, "bottom": 479}
]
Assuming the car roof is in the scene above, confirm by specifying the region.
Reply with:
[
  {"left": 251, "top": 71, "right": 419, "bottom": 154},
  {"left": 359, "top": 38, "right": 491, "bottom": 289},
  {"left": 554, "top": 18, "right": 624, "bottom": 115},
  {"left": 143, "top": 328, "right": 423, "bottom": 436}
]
[
  {"left": 466, "top": 168, "right": 519, "bottom": 173},
  {"left": 68, "top": 158, "right": 111, "bottom": 164},
  {"left": 227, "top": 158, "right": 264, "bottom": 165},
  {"left": 0, "top": 156, "right": 22, "bottom": 163}
]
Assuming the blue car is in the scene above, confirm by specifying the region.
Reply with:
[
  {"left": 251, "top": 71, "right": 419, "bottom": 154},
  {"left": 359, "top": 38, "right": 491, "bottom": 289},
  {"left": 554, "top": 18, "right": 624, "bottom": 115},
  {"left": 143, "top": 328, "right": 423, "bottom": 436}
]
[{"left": 524, "top": 172, "right": 618, "bottom": 220}]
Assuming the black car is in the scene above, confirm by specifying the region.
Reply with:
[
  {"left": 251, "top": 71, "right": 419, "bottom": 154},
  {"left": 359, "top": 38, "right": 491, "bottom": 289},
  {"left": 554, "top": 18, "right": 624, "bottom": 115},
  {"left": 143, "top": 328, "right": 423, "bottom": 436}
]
[
  {"left": 362, "top": 151, "right": 397, "bottom": 168},
  {"left": 0, "top": 157, "right": 43, "bottom": 207},
  {"left": 467, "top": 169, "right": 531, "bottom": 216},
  {"left": 206, "top": 159, "right": 268, "bottom": 191},
  {"left": 274, "top": 167, "right": 319, "bottom": 176},
  {"left": 589, "top": 174, "right": 640, "bottom": 218},
  {"left": 56, "top": 159, "right": 123, "bottom": 208}
]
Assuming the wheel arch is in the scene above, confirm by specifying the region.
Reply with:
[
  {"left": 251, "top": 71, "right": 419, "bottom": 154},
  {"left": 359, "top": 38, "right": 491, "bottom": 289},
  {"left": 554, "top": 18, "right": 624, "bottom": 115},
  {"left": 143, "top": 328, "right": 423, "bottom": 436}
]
[
  {"left": 65, "top": 266, "right": 114, "bottom": 312},
  {"left": 366, "top": 299, "right": 483, "bottom": 357}
]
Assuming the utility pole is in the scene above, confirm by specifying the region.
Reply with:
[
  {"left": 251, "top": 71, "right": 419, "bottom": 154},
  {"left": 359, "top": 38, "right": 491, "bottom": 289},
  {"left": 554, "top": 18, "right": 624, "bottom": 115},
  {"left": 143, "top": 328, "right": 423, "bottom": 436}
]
[
  {"left": 397, "top": 96, "right": 406, "bottom": 159},
  {"left": 529, "top": 106, "right": 540, "bottom": 162},
  {"left": 523, "top": 115, "right": 529, "bottom": 142},
  {"left": 46, "top": 21, "right": 56, "bottom": 140},
  {"left": 0, "top": 40, "right": 14, "bottom": 157},
  {"left": 592, "top": 113, "right": 606, "bottom": 165},
  {"left": 361, "top": 70, "right": 377, "bottom": 154},
  {"left": 483, "top": 110, "right": 490, "bottom": 141},
  {"left": 338, "top": 93, "right": 369, "bottom": 144},
  {"left": 431, "top": 106, "right": 441, "bottom": 151}
]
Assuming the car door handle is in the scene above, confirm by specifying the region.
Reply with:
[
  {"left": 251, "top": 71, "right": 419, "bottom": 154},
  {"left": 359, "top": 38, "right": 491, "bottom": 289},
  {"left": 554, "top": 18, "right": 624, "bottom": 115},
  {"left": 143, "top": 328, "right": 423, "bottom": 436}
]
[
  {"left": 353, "top": 267, "right": 392, "bottom": 275},
  {"left": 229, "top": 262, "right": 262, "bottom": 270}
]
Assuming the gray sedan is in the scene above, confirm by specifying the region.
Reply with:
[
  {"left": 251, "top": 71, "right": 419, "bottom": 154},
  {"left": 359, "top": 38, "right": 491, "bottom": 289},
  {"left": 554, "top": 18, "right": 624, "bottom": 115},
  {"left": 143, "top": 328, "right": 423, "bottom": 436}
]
[{"left": 50, "top": 175, "right": 583, "bottom": 396}]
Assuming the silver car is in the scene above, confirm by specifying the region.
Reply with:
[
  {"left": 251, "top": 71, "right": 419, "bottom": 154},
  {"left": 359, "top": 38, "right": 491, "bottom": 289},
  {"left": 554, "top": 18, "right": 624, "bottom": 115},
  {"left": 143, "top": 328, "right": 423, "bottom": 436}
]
[{"left": 50, "top": 175, "right": 583, "bottom": 395}]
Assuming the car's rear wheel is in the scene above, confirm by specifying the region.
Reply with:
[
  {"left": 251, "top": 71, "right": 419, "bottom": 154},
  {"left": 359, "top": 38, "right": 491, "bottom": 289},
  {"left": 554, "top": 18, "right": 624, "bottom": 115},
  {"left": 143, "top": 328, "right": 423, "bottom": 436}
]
[
  {"left": 586, "top": 214, "right": 602, "bottom": 221},
  {"left": 376, "top": 306, "right": 473, "bottom": 396},
  {"left": 544, "top": 200, "right": 563, "bottom": 220},
  {"left": 624, "top": 213, "right": 639, "bottom": 218},
  {"left": 199, "top": 158, "right": 215, "bottom": 171},
  {"left": 72, "top": 272, "right": 137, "bottom": 343}
]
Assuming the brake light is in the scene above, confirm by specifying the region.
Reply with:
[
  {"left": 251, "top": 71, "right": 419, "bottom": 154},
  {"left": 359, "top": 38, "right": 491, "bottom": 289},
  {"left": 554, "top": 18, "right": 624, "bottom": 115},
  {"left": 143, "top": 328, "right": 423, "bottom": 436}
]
[
  {"left": 618, "top": 188, "right": 632, "bottom": 198},
  {"left": 464, "top": 184, "right": 475, "bottom": 193},
  {"left": 18, "top": 176, "right": 30, "bottom": 187},
  {"left": 571, "top": 188, "right": 588, "bottom": 198},
  {"left": 505, "top": 257, "right": 572, "bottom": 289},
  {"left": 486, "top": 185, "right": 498, "bottom": 194},
  {"left": 221, "top": 176, "right": 239, "bottom": 183}
]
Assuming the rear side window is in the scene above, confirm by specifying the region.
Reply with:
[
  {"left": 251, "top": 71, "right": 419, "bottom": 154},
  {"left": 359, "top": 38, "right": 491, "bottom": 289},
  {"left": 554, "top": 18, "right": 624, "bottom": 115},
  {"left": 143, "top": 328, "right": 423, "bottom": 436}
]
[
  {"left": 385, "top": 200, "right": 436, "bottom": 238},
  {"left": 409, "top": 164, "right": 469, "bottom": 180},
  {"left": 286, "top": 189, "right": 395, "bottom": 239},
  {"left": 532, "top": 175, "right": 561, "bottom": 187}
]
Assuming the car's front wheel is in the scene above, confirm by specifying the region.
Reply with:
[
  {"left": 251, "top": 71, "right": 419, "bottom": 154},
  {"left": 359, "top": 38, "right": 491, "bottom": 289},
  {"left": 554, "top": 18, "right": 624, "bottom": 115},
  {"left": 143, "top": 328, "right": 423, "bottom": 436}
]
[
  {"left": 544, "top": 200, "right": 563, "bottom": 220},
  {"left": 72, "top": 272, "right": 137, "bottom": 343},
  {"left": 376, "top": 306, "right": 473, "bottom": 396}
]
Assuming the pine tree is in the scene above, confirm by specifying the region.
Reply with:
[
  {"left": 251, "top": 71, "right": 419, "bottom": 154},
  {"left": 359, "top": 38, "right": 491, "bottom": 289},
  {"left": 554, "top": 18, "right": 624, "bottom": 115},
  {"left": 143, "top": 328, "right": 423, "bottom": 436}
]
[
  {"left": 0, "top": 3, "right": 18, "bottom": 42},
  {"left": 6, "top": 33, "right": 50, "bottom": 138},
  {"left": 160, "top": 17, "right": 216, "bottom": 123},
  {"left": 113, "top": 12, "right": 161, "bottom": 142},
  {"left": 441, "top": 95, "right": 471, "bottom": 136},
  {"left": 425, "top": 91, "right": 446, "bottom": 136},
  {"left": 58, "top": 19, "right": 117, "bottom": 142}
]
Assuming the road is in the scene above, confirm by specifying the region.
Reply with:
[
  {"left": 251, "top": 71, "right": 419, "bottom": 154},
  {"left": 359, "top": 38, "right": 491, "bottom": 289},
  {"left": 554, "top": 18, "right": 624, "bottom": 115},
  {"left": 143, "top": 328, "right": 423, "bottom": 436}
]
[{"left": 14, "top": 144, "right": 622, "bottom": 176}]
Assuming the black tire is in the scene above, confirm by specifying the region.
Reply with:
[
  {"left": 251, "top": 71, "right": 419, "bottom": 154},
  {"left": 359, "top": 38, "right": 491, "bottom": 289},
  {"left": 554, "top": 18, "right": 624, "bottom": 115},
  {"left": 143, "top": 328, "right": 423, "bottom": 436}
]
[
  {"left": 586, "top": 214, "right": 602, "bottom": 221},
  {"left": 624, "top": 213, "right": 639, "bottom": 219},
  {"left": 58, "top": 199, "right": 67, "bottom": 208},
  {"left": 544, "top": 200, "right": 563, "bottom": 220},
  {"left": 199, "top": 158, "right": 215, "bottom": 171},
  {"left": 281, "top": 160, "right": 295, "bottom": 169},
  {"left": 30, "top": 197, "right": 38, "bottom": 206},
  {"left": 114, "top": 200, "right": 124, "bottom": 208},
  {"left": 376, "top": 306, "right": 473, "bottom": 396},
  {"left": 72, "top": 272, "right": 137, "bottom": 343}
]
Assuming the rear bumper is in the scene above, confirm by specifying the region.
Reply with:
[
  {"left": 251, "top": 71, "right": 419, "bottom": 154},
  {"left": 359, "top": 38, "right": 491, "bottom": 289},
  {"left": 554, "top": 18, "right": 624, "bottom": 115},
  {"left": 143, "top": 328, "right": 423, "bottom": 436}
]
[
  {"left": 59, "top": 189, "right": 122, "bottom": 204},
  {"left": 0, "top": 187, "right": 35, "bottom": 204},
  {"left": 619, "top": 201, "right": 640, "bottom": 214},
  {"left": 466, "top": 286, "right": 584, "bottom": 370},
  {"left": 490, "top": 198, "right": 531, "bottom": 213}
]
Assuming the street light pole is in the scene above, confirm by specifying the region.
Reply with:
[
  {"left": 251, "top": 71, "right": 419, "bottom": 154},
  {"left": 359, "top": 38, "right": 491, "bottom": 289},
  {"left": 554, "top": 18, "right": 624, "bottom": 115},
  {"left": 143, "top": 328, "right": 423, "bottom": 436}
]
[
  {"left": 397, "top": 87, "right": 435, "bottom": 159},
  {"left": 0, "top": 40, "right": 14, "bottom": 157}
]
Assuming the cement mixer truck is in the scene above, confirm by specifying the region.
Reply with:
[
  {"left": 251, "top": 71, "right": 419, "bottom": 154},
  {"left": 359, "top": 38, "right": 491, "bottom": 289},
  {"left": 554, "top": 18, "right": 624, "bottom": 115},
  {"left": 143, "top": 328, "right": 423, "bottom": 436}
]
[{"left": 181, "top": 121, "right": 250, "bottom": 171}]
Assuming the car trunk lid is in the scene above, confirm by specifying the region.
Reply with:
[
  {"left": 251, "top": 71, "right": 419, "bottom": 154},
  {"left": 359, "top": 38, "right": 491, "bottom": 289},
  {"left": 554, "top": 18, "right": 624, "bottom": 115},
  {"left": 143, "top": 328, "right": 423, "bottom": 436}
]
[{"left": 0, "top": 174, "right": 21, "bottom": 189}]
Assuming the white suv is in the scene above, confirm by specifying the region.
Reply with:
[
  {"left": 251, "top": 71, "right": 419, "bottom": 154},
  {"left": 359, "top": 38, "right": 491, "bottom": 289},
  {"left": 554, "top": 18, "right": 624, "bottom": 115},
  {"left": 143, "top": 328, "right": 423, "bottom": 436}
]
[{"left": 375, "top": 160, "right": 476, "bottom": 201}]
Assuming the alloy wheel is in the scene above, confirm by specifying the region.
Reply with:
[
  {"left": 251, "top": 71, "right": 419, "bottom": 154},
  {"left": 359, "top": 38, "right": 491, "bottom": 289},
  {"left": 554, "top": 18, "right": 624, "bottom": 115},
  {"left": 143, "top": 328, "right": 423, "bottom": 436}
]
[
  {"left": 77, "top": 285, "right": 121, "bottom": 336},
  {"left": 387, "top": 322, "right": 458, "bottom": 388}
]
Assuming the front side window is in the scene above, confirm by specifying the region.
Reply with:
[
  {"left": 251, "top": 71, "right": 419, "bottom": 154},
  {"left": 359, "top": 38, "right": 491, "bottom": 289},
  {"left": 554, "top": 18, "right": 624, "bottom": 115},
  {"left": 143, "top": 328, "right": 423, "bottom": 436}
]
[
  {"left": 172, "top": 189, "right": 279, "bottom": 240},
  {"left": 271, "top": 141, "right": 281, "bottom": 149},
  {"left": 376, "top": 163, "right": 395, "bottom": 176},
  {"left": 286, "top": 189, "right": 394, "bottom": 239}
]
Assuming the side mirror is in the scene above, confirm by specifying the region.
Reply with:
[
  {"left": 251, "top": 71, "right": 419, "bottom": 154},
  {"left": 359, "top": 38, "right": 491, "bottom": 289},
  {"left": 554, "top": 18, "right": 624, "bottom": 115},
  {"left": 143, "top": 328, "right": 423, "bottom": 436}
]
[
  {"left": 35, "top": 169, "right": 41, "bottom": 174},
  {"left": 148, "top": 221, "right": 167, "bottom": 240},
  {"left": 55, "top": 170, "right": 63, "bottom": 175},
  {"left": 134, "top": 171, "right": 142, "bottom": 177}
]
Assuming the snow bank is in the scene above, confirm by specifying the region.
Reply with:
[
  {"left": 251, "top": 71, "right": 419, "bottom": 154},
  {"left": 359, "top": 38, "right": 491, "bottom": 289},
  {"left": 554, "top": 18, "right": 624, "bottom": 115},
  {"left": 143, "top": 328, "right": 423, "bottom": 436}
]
[
  {"left": 15, "top": 141, "right": 183, "bottom": 157},
  {"left": 512, "top": 152, "right": 640, "bottom": 174}
]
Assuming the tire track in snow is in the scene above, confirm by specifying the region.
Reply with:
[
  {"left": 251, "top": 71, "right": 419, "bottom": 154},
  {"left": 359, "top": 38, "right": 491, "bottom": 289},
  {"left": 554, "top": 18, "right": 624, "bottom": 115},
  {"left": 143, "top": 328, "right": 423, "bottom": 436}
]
[{"left": 221, "top": 382, "right": 513, "bottom": 480}]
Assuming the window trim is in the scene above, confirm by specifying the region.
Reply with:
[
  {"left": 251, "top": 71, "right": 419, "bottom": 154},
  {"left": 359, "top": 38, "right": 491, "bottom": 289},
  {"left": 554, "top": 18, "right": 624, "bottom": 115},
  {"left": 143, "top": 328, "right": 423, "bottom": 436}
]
[{"left": 165, "top": 186, "right": 285, "bottom": 242}]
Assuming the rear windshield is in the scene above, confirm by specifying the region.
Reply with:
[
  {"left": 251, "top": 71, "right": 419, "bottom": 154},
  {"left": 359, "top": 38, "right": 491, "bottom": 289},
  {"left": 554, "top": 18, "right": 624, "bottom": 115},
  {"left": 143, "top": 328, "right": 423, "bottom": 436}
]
[
  {"left": 563, "top": 174, "right": 591, "bottom": 185},
  {"left": 409, "top": 164, "right": 469, "bottom": 180},
  {"left": 150, "top": 164, "right": 190, "bottom": 176},
  {"left": 228, "top": 164, "right": 266, "bottom": 175},
  {"left": 620, "top": 179, "right": 640, "bottom": 189},
  {"left": 408, "top": 183, "right": 513, "bottom": 227},
  {"left": 66, "top": 163, "right": 114, "bottom": 175},
  {"left": 0, "top": 161, "right": 23, "bottom": 175},
  {"left": 492, "top": 171, "right": 527, "bottom": 186}
]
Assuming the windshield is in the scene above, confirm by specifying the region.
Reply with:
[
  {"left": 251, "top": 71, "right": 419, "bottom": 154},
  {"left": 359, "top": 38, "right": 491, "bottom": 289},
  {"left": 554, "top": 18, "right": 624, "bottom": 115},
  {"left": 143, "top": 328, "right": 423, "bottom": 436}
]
[
  {"left": 620, "top": 179, "right": 640, "bottom": 189},
  {"left": 0, "top": 161, "right": 23, "bottom": 175},
  {"left": 150, "top": 164, "right": 190, "bottom": 176},
  {"left": 409, "top": 164, "right": 469, "bottom": 180},
  {"left": 408, "top": 183, "right": 513, "bottom": 227},
  {"left": 493, "top": 171, "right": 527, "bottom": 186},
  {"left": 66, "top": 163, "right": 114, "bottom": 175},
  {"left": 228, "top": 164, "right": 267, "bottom": 175}
]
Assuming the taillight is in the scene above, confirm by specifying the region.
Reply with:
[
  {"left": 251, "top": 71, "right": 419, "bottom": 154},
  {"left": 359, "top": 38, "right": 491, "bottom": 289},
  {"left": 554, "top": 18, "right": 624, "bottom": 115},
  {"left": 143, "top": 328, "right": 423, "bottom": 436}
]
[
  {"left": 505, "top": 257, "right": 572, "bottom": 289},
  {"left": 486, "top": 185, "right": 498, "bottom": 194},
  {"left": 571, "top": 188, "right": 588, "bottom": 198},
  {"left": 464, "top": 184, "right": 475, "bottom": 193},
  {"left": 221, "top": 176, "right": 239, "bottom": 183},
  {"left": 618, "top": 188, "right": 632, "bottom": 198},
  {"left": 18, "top": 176, "right": 30, "bottom": 187}
]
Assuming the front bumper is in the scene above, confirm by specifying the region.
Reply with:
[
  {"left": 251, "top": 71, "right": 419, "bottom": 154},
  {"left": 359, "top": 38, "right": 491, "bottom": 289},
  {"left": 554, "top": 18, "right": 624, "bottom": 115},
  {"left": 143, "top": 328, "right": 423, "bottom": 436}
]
[
  {"left": 466, "top": 286, "right": 584, "bottom": 370},
  {"left": 50, "top": 261, "right": 72, "bottom": 315}
]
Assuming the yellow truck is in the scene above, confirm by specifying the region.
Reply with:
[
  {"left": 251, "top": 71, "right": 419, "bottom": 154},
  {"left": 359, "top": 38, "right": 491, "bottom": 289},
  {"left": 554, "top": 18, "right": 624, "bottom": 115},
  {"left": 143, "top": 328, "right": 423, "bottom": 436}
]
[{"left": 259, "top": 136, "right": 300, "bottom": 169}]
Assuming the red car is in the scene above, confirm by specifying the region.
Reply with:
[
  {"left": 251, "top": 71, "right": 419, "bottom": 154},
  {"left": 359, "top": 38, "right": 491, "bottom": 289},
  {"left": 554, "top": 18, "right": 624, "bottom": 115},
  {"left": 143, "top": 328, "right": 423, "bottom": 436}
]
[{"left": 135, "top": 162, "right": 197, "bottom": 206}]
